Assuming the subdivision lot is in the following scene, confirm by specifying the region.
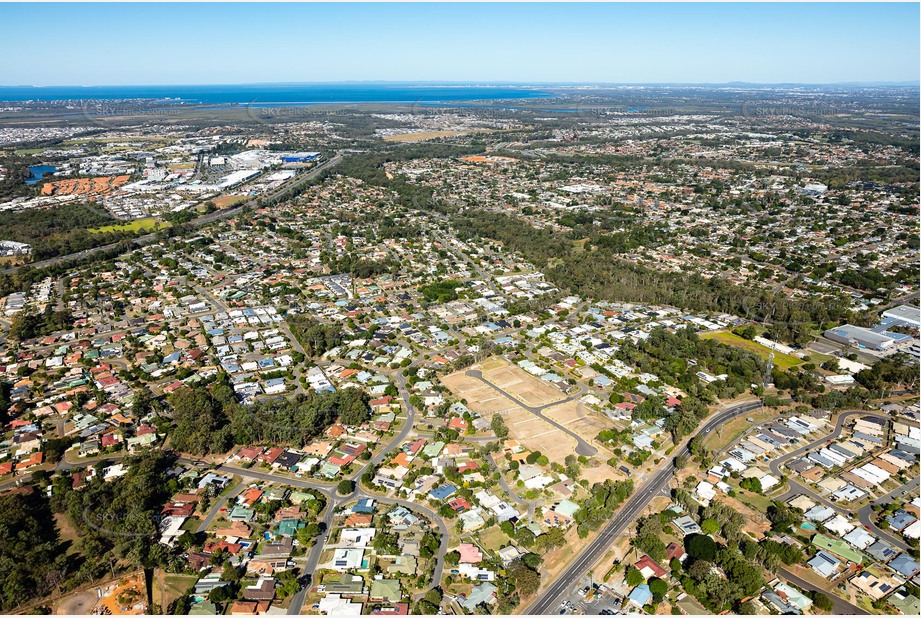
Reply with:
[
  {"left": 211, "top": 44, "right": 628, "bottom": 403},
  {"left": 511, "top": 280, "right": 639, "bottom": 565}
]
[
  {"left": 543, "top": 400, "right": 613, "bottom": 441},
  {"left": 441, "top": 369, "right": 577, "bottom": 462},
  {"left": 476, "top": 356, "right": 566, "bottom": 407}
]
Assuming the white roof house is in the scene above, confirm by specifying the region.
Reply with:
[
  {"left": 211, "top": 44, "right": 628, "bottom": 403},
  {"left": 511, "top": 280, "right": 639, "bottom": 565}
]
[
  {"left": 843, "top": 527, "right": 876, "bottom": 550},
  {"left": 318, "top": 593, "right": 363, "bottom": 615},
  {"left": 339, "top": 528, "right": 376, "bottom": 548},
  {"left": 695, "top": 481, "right": 716, "bottom": 505},
  {"left": 331, "top": 548, "right": 365, "bottom": 571},
  {"left": 824, "top": 515, "right": 856, "bottom": 536}
]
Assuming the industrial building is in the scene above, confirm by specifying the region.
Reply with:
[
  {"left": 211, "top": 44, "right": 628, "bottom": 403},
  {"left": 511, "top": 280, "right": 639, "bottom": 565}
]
[
  {"left": 881, "top": 304, "right": 921, "bottom": 329},
  {"left": 0, "top": 240, "right": 31, "bottom": 256},
  {"left": 824, "top": 324, "right": 895, "bottom": 351},
  {"left": 282, "top": 152, "right": 320, "bottom": 163}
]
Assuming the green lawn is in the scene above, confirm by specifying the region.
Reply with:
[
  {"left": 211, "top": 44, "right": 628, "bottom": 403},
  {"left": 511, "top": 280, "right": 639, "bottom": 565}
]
[
  {"left": 734, "top": 486, "right": 773, "bottom": 513},
  {"left": 89, "top": 217, "right": 170, "bottom": 234},
  {"left": 702, "top": 408, "right": 779, "bottom": 453},
  {"left": 153, "top": 573, "right": 198, "bottom": 611},
  {"left": 701, "top": 330, "right": 803, "bottom": 370}
]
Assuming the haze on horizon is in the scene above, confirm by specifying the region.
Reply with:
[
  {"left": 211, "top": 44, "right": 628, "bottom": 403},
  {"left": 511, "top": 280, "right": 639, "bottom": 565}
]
[{"left": 0, "top": 2, "right": 918, "bottom": 87}]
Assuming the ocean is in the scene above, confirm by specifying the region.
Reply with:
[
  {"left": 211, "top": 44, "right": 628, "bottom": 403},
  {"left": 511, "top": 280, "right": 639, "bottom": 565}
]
[{"left": 0, "top": 83, "right": 554, "bottom": 105}]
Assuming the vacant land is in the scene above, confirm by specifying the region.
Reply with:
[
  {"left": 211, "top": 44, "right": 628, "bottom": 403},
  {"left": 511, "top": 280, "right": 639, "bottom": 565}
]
[
  {"left": 701, "top": 330, "right": 803, "bottom": 370},
  {"left": 89, "top": 217, "right": 169, "bottom": 234},
  {"left": 212, "top": 194, "right": 247, "bottom": 208},
  {"left": 54, "top": 590, "right": 98, "bottom": 615},
  {"left": 152, "top": 572, "right": 198, "bottom": 612},
  {"left": 477, "top": 526, "right": 507, "bottom": 553},
  {"left": 459, "top": 155, "right": 517, "bottom": 164},
  {"left": 40, "top": 175, "right": 131, "bottom": 196},
  {"left": 701, "top": 407, "right": 778, "bottom": 453},
  {"left": 543, "top": 400, "right": 614, "bottom": 439},
  {"left": 477, "top": 357, "right": 565, "bottom": 408},
  {"left": 441, "top": 367, "right": 577, "bottom": 463}
]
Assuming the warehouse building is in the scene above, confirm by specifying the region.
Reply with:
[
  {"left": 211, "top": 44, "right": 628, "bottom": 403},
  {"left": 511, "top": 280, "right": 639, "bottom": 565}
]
[
  {"left": 881, "top": 305, "right": 921, "bottom": 329},
  {"left": 824, "top": 324, "right": 895, "bottom": 351}
]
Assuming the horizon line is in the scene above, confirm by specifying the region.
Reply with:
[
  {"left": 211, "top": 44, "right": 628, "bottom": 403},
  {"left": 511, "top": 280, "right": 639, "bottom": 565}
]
[{"left": 2, "top": 80, "right": 919, "bottom": 89}]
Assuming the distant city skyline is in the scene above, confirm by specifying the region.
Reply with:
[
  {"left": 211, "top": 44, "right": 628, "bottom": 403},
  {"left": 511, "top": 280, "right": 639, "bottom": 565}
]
[{"left": 1, "top": 2, "right": 918, "bottom": 86}]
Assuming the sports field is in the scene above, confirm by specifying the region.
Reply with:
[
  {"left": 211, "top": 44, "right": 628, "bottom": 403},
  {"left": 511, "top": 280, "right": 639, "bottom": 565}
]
[
  {"left": 701, "top": 330, "right": 802, "bottom": 370},
  {"left": 212, "top": 194, "right": 247, "bottom": 208},
  {"left": 89, "top": 217, "right": 170, "bottom": 234}
]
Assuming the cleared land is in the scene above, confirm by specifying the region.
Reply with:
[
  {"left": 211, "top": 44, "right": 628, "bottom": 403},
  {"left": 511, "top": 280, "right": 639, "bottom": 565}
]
[
  {"left": 441, "top": 364, "right": 577, "bottom": 463},
  {"left": 54, "top": 590, "right": 98, "bottom": 615},
  {"left": 701, "top": 407, "right": 778, "bottom": 453},
  {"left": 701, "top": 330, "right": 803, "bottom": 370},
  {"left": 459, "top": 155, "right": 517, "bottom": 164},
  {"left": 384, "top": 130, "right": 471, "bottom": 142},
  {"left": 152, "top": 572, "right": 199, "bottom": 613},
  {"left": 477, "top": 357, "right": 566, "bottom": 408},
  {"left": 212, "top": 194, "right": 247, "bottom": 208},
  {"left": 40, "top": 174, "right": 131, "bottom": 196},
  {"left": 542, "top": 400, "right": 615, "bottom": 446}
]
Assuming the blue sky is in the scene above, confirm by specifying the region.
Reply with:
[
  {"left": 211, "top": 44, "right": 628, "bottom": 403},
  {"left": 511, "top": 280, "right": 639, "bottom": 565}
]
[{"left": 1, "top": 2, "right": 917, "bottom": 85}]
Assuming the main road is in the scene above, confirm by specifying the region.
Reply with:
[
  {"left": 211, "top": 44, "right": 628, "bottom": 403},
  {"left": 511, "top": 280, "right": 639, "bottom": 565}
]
[
  {"left": 524, "top": 399, "right": 763, "bottom": 615},
  {"left": 1, "top": 154, "right": 342, "bottom": 276}
]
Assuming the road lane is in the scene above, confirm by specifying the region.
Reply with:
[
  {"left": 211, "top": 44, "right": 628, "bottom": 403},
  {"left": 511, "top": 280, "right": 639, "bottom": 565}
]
[{"left": 525, "top": 400, "right": 762, "bottom": 614}]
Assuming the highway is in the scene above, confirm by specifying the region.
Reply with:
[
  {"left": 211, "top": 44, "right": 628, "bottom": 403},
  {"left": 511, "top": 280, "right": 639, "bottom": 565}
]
[
  {"left": 1, "top": 154, "right": 342, "bottom": 276},
  {"left": 524, "top": 399, "right": 763, "bottom": 615}
]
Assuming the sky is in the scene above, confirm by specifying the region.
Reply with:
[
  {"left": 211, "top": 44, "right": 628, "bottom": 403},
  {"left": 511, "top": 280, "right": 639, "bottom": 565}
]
[{"left": 1, "top": 2, "right": 918, "bottom": 86}]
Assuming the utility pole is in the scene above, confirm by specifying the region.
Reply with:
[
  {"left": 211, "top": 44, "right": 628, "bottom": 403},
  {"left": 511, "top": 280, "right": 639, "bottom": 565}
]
[{"left": 761, "top": 351, "right": 774, "bottom": 412}]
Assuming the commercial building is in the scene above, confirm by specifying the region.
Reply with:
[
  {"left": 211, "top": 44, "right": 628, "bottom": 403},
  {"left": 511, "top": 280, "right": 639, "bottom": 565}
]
[
  {"left": 824, "top": 324, "right": 895, "bottom": 351},
  {"left": 882, "top": 305, "right": 921, "bottom": 329}
]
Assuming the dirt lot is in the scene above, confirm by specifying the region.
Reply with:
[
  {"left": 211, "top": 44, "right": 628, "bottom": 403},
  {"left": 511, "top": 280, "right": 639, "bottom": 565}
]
[
  {"left": 384, "top": 130, "right": 471, "bottom": 142},
  {"left": 54, "top": 589, "right": 98, "bottom": 615},
  {"left": 543, "top": 401, "right": 614, "bottom": 442},
  {"left": 478, "top": 358, "right": 566, "bottom": 407},
  {"left": 40, "top": 175, "right": 130, "bottom": 196},
  {"left": 441, "top": 365, "right": 577, "bottom": 463},
  {"left": 213, "top": 194, "right": 247, "bottom": 208}
]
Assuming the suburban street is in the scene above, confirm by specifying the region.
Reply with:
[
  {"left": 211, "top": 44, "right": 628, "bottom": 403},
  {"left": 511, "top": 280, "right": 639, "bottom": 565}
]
[
  {"left": 524, "top": 399, "right": 763, "bottom": 615},
  {"left": 770, "top": 410, "right": 915, "bottom": 552},
  {"left": 856, "top": 479, "right": 919, "bottom": 552},
  {"left": 778, "top": 568, "right": 869, "bottom": 615},
  {"left": 465, "top": 368, "right": 597, "bottom": 456}
]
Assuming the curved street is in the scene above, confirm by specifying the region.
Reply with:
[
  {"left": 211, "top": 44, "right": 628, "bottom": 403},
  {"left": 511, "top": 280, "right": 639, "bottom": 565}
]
[
  {"left": 856, "top": 480, "right": 918, "bottom": 553},
  {"left": 770, "top": 410, "right": 915, "bottom": 552}
]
